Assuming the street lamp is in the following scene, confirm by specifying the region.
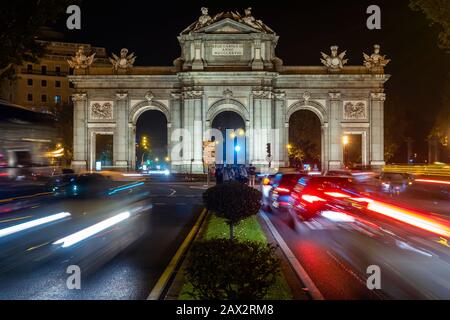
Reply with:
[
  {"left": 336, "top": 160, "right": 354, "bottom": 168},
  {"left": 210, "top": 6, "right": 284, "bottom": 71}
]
[
  {"left": 235, "top": 145, "right": 241, "bottom": 152},
  {"left": 342, "top": 135, "right": 349, "bottom": 168}
]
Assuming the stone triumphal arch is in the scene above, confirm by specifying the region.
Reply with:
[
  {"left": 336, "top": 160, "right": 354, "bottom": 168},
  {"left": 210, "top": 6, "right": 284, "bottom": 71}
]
[{"left": 69, "top": 8, "right": 389, "bottom": 173}]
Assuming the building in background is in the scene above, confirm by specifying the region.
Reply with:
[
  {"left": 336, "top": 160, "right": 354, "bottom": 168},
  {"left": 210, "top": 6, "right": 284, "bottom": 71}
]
[{"left": 0, "top": 27, "right": 109, "bottom": 113}]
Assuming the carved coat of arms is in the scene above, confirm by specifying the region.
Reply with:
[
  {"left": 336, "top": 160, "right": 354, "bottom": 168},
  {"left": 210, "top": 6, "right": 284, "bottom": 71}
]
[
  {"left": 91, "top": 102, "right": 113, "bottom": 120},
  {"left": 344, "top": 102, "right": 366, "bottom": 120}
]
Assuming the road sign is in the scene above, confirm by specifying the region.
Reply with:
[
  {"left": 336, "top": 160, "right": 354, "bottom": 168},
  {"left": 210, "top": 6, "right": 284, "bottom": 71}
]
[{"left": 203, "top": 141, "right": 216, "bottom": 165}]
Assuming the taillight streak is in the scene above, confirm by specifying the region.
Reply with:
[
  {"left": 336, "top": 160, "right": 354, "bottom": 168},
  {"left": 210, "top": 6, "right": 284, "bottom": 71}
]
[
  {"left": 350, "top": 197, "right": 450, "bottom": 238},
  {"left": 301, "top": 194, "right": 326, "bottom": 204}
]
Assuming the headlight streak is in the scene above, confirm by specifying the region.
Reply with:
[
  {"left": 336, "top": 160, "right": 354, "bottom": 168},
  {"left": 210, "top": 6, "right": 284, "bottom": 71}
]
[
  {"left": 0, "top": 212, "right": 71, "bottom": 238},
  {"left": 107, "top": 182, "right": 145, "bottom": 195},
  {"left": 53, "top": 211, "right": 131, "bottom": 248}
]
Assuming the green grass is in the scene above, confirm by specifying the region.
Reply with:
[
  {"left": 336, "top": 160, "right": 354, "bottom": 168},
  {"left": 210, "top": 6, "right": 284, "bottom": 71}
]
[{"left": 178, "top": 214, "right": 293, "bottom": 300}]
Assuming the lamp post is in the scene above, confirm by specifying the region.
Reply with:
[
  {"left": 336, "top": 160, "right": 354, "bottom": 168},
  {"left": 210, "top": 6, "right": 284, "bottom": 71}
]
[{"left": 342, "top": 135, "right": 349, "bottom": 168}]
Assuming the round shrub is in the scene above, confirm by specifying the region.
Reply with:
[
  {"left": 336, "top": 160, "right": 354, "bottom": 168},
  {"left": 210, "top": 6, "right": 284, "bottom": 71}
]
[{"left": 185, "top": 238, "right": 280, "bottom": 300}]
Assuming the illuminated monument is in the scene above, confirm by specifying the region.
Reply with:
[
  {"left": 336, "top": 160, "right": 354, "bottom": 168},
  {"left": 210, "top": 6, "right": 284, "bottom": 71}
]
[{"left": 69, "top": 8, "right": 389, "bottom": 172}]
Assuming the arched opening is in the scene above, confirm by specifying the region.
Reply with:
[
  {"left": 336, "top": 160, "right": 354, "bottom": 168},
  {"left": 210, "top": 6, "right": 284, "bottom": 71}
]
[
  {"left": 135, "top": 110, "right": 168, "bottom": 171},
  {"left": 288, "top": 110, "right": 322, "bottom": 171},
  {"left": 211, "top": 111, "right": 246, "bottom": 165}
]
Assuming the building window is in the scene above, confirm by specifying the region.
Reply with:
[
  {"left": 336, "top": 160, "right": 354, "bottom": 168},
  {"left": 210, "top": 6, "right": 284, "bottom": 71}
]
[
  {"left": 27, "top": 64, "right": 33, "bottom": 73},
  {"left": 55, "top": 80, "right": 61, "bottom": 88},
  {"left": 55, "top": 66, "right": 61, "bottom": 74},
  {"left": 41, "top": 80, "right": 47, "bottom": 87},
  {"left": 54, "top": 95, "right": 61, "bottom": 104},
  {"left": 27, "top": 79, "right": 33, "bottom": 86},
  {"left": 41, "top": 94, "right": 47, "bottom": 103},
  {"left": 27, "top": 93, "right": 33, "bottom": 102},
  {"left": 69, "top": 82, "right": 75, "bottom": 89},
  {"left": 41, "top": 65, "right": 47, "bottom": 75}
]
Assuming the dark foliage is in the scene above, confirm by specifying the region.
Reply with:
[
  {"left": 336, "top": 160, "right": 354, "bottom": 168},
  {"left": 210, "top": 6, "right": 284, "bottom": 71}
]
[
  {"left": 185, "top": 239, "right": 280, "bottom": 300},
  {"left": 203, "top": 181, "right": 261, "bottom": 239}
]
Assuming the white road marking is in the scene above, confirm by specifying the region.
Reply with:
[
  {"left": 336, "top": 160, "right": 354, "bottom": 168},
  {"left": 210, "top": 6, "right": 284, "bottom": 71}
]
[{"left": 260, "top": 211, "right": 324, "bottom": 300}]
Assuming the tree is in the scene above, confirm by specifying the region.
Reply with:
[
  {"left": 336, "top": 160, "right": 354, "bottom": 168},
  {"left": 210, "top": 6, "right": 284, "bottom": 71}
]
[
  {"left": 54, "top": 102, "right": 73, "bottom": 166},
  {"left": 185, "top": 239, "right": 280, "bottom": 300},
  {"left": 203, "top": 181, "right": 262, "bottom": 240},
  {"left": 0, "top": 0, "right": 75, "bottom": 79},
  {"left": 410, "top": 0, "right": 450, "bottom": 52},
  {"left": 410, "top": 1, "right": 450, "bottom": 161}
]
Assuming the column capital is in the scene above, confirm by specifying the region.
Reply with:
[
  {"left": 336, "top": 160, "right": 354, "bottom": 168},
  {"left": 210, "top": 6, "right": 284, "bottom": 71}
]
[
  {"left": 328, "top": 92, "right": 342, "bottom": 100},
  {"left": 170, "top": 92, "right": 181, "bottom": 99},
  {"left": 273, "top": 91, "right": 286, "bottom": 100},
  {"left": 252, "top": 90, "right": 272, "bottom": 99},
  {"left": 115, "top": 91, "right": 128, "bottom": 100},
  {"left": 71, "top": 92, "right": 87, "bottom": 102},
  {"left": 370, "top": 92, "right": 386, "bottom": 101}
]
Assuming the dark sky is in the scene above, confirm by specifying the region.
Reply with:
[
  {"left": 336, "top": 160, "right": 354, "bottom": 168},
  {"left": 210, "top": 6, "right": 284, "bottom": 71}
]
[{"left": 53, "top": 0, "right": 449, "bottom": 162}]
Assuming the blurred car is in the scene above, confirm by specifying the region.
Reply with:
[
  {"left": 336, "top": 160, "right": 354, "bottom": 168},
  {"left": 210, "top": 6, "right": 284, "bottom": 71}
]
[
  {"left": 378, "top": 172, "right": 413, "bottom": 194},
  {"left": 288, "top": 176, "right": 354, "bottom": 220},
  {"left": 262, "top": 172, "right": 306, "bottom": 212},
  {"left": 47, "top": 173, "right": 111, "bottom": 198}
]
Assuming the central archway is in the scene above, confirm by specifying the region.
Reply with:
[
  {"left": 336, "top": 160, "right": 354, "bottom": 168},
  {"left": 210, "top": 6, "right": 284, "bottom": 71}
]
[
  {"left": 211, "top": 111, "right": 246, "bottom": 165},
  {"left": 135, "top": 110, "right": 168, "bottom": 171}
]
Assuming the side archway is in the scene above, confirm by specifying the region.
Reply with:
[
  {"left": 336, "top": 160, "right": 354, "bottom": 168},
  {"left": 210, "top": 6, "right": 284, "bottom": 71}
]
[
  {"left": 286, "top": 100, "right": 327, "bottom": 171},
  {"left": 286, "top": 100, "right": 328, "bottom": 125},
  {"left": 129, "top": 100, "right": 171, "bottom": 124}
]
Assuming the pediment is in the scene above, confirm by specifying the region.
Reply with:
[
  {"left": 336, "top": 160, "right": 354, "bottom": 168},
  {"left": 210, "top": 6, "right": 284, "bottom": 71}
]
[{"left": 198, "top": 18, "right": 261, "bottom": 34}]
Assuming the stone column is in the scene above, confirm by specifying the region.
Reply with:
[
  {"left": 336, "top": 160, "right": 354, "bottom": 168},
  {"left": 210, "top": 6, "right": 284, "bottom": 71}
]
[
  {"left": 169, "top": 93, "right": 182, "bottom": 171},
  {"left": 370, "top": 92, "right": 386, "bottom": 167},
  {"left": 193, "top": 92, "right": 203, "bottom": 171},
  {"left": 128, "top": 123, "right": 136, "bottom": 171},
  {"left": 192, "top": 40, "right": 204, "bottom": 70},
  {"left": 328, "top": 92, "right": 342, "bottom": 170},
  {"left": 252, "top": 91, "right": 263, "bottom": 164},
  {"left": 181, "top": 89, "right": 203, "bottom": 173},
  {"left": 114, "top": 92, "right": 129, "bottom": 170},
  {"left": 321, "top": 123, "right": 329, "bottom": 172},
  {"left": 72, "top": 93, "right": 88, "bottom": 172},
  {"left": 274, "top": 92, "right": 286, "bottom": 167},
  {"left": 252, "top": 39, "right": 264, "bottom": 70}
]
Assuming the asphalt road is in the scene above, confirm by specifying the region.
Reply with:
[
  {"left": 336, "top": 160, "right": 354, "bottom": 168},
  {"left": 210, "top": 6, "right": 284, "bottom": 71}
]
[
  {"left": 0, "top": 181, "right": 204, "bottom": 299},
  {"left": 264, "top": 188, "right": 450, "bottom": 300}
]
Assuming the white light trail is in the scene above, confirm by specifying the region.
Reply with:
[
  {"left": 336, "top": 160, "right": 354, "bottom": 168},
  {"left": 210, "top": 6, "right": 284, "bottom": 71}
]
[
  {"left": 53, "top": 211, "right": 130, "bottom": 248},
  {"left": 0, "top": 212, "right": 71, "bottom": 238}
]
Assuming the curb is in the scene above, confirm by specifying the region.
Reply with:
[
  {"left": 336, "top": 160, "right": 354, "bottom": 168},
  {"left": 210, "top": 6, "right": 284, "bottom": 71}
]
[
  {"left": 147, "top": 208, "right": 208, "bottom": 300},
  {"left": 259, "top": 211, "right": 324, "bottom": 300}
]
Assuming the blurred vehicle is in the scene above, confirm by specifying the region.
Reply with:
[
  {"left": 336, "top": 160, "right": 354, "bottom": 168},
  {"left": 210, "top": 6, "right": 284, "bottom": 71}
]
[
  {"left": 378, "top": 172, "right": 413, "bottom": 194},
  {"left": 289, "top": 176, "right": 354, "bottom": 220},
  {"left": 47, "top": 173, "right": 111, "bottom": 198},
  {"left": 325, "top": 169, "right": 352, "bottom": 177},
  {"left": 262, "top": 172, "right": 306, "bottom": 212}
]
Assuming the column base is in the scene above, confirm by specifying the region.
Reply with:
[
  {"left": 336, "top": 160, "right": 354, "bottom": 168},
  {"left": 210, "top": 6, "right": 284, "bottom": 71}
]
[
  {"left": 327, "top": 160, "right": 342, "bottom": 171},
  {"left": 71, "top": 160, "right": 87, "bottom": 172}
]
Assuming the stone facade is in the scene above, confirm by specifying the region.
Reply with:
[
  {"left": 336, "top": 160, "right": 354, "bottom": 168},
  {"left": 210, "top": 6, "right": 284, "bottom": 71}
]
[{"left": 69, "top": 9, "right": 389, "bottom": 173}]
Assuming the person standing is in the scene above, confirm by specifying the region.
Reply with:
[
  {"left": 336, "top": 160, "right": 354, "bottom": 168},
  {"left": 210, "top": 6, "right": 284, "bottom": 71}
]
[{"left": 248, "top": 164, "right": 256, "bottom": 187}]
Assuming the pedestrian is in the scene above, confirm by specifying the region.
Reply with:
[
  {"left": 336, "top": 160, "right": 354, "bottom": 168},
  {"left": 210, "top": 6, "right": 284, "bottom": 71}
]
[
  {"left": 215, "top": 165, "right": 224, "bottom": 184},
  {"left": 248, "top": 163, "right": 256, "bottom": 187}
]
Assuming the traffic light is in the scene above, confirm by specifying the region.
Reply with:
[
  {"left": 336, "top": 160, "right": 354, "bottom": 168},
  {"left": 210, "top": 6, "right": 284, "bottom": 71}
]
[{"left": 266, "top": 143, "right": 271, "bottom": 157}]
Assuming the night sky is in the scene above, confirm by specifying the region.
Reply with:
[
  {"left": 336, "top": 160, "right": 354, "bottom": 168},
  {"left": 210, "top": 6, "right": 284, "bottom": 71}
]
[{"left": 52, "top": 0, "right": 449, "bottom": 162}]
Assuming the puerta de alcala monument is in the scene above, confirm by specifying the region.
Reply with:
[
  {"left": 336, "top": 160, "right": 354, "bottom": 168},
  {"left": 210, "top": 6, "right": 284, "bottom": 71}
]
[{"left": 68, "top": 7, "right": 390, "bottom": 173}]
